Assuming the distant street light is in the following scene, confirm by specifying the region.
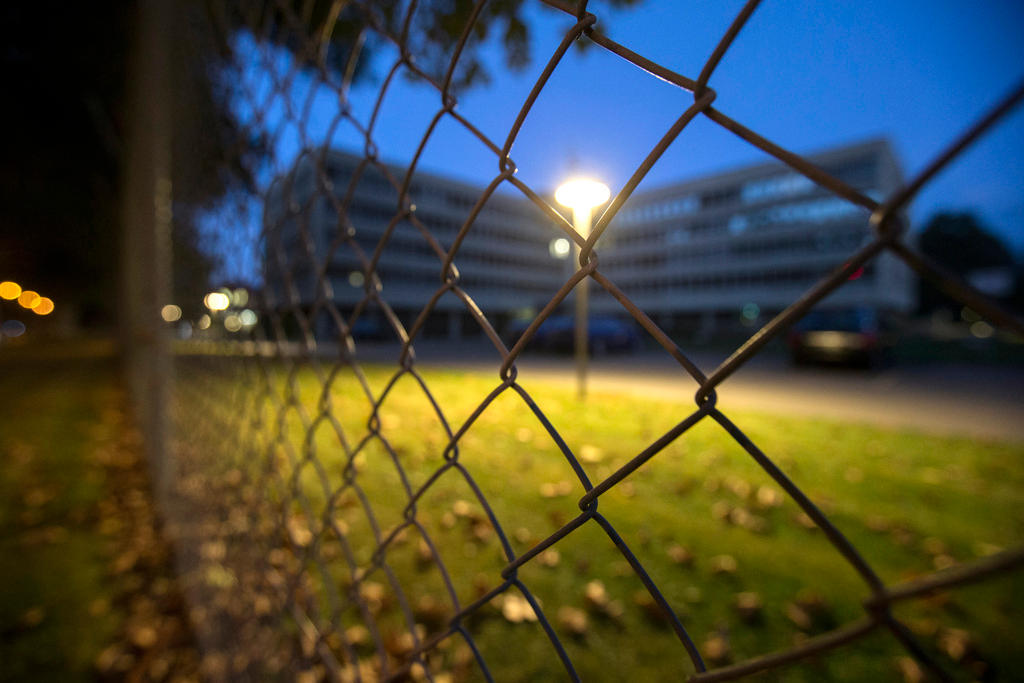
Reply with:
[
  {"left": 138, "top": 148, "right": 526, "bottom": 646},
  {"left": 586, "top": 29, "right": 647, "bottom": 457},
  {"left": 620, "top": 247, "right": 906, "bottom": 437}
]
[
  {"left": 549, "top": 237, "right": 571, "bottom": 260},
  {"left": 555, "top": 178, "right": 610, "bottom": 400},
  {"left": 33, "top": 297, "right": 54, "bottom": 316},
  {"left": 0, "top": 281, "right": 21, "bottom": 300},
  {"left": 203, "top": 291, "right": 230, "bottom": 312}
]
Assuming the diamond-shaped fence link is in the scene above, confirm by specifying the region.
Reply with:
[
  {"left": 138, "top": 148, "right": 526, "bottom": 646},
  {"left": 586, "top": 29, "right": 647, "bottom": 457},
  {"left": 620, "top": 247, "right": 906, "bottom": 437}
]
[{"left": 135, "top": 0, "right": 1024, "bottom": 680}]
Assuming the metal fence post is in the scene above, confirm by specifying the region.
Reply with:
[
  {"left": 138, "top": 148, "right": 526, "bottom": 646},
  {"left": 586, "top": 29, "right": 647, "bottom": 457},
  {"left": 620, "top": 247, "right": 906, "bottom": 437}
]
[{"left": 121, "top": 0, "right": 173, "bottom": 501}]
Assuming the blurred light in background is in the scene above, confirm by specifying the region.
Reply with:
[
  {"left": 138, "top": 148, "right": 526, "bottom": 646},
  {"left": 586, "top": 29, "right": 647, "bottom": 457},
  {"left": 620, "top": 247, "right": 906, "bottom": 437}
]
[
  {"left": 231, "top": 289, "right": 249, "bottom": 307},
  {"left": 549, "top": 237, "right": 571, "bottom": 259},
  {"left": 348, "top": 271, "right": 365, "bottom": 287},
  {"left": 197, "top": 314, "right": 212, "bottom": 330},
  {"left": 204, "top": 292, "right": 230, "bottom": 311},
  {"left": 971, "top": 321, "right": 994, "bottom": 339},
  {"left": 555, "top": 178, "right": 611, "bottom": 211},
  {"left": 223, "top": 314, "right": 242, "bottom": 332},
  {"left": 161, "top": 304, "right": 182, "bottom": 322},
  {"left": 239, "top": 309, "right": 258, "bottom": 326},
  {"left": 18, "top": 290, "right": 41, "bottom": 309},
  {"left": 32, "top": 297, "right": 54, "bottom": 315},
  {"left": 1, "top": 320, "right": 26, "bottom": 337},
  {"left": 0, "top": 281, "right": 21, "bottom": 300},
  {"left": 961, "top": 307, "right": 981, "bottom": 323}
]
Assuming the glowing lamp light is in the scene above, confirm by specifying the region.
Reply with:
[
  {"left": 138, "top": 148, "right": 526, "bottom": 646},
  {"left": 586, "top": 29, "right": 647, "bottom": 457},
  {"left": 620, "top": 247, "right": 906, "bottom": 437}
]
[
  {"left": 33, "top": 297, "right": 54, "bottom": 316},
  {"left": 239, "top": 309, "right": 258, "bottom": 326},
  {"left": 0, "top": 281, "right": 21, "bottom": 300},
  {"left": 549, "top": 237, "right": 571, "bottom": 259},
  {"left": 18, "top": 290, "right": 41, "bottom": 309},
  {"left": 971, "top": 321, "right": 994, "bottom": 339},
  {"left": 555, "top": 178, "right": 610, "bottom": 211},
  {"left": 161, "top": 304, "right": 182, "bottom": 322},
  {"left": 204, "top": 291, "right": 230, "bottom": 311}
]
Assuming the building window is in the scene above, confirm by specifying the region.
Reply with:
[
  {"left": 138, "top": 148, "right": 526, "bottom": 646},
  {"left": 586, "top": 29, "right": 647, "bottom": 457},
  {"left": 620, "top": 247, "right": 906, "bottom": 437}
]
[
  {"left": 700, "top": 185, "right": 741, "bottom": 209},
  {"left": 727, "top": 215, "right": 749, "bottom": 235},
  {"left": 741, "top": 173, "right": 813, "bottom": 203}
]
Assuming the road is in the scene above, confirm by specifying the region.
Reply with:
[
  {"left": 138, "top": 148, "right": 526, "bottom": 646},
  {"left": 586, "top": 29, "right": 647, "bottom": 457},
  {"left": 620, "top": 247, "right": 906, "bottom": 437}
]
[{"left": 380, "top": 341, "right": 1024, "bottom": 442}]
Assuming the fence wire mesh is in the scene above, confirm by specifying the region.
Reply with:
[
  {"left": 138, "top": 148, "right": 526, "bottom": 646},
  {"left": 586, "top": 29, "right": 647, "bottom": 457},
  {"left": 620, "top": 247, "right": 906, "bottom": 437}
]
[{"left": 163, "top": 1, "right": 1024, "bottom": 680}]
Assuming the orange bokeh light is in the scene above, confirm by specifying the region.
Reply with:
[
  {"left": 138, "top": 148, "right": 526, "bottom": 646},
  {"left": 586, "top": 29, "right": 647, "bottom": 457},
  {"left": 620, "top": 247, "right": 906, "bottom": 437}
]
[
  {"left": 18, "top": 290, "right": 41, "bottom": 309},
  {"left": 0, "top": 281, "right": 21, "bottom": 300},
  {"left": 33, "top": 297, "right": 55, "bottom": 315}
]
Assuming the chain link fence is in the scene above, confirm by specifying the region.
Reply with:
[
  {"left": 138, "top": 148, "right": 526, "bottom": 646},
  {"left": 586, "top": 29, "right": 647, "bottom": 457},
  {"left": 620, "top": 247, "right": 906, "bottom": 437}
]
[{"left": 131, "top": 1, "right": 1024, "bottom": 680}]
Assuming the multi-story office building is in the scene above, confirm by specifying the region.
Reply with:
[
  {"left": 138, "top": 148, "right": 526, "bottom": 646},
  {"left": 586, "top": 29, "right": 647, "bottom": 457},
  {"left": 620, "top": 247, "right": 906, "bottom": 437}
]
[
  {"left": 265, "top": 139, "right": 912, "bottom": 341},
  {"left": 265, "top": 150, "right": 565, "bottom": 339},
  {"left": 592, "top": 138, "right": 911, "bottom": 334}
]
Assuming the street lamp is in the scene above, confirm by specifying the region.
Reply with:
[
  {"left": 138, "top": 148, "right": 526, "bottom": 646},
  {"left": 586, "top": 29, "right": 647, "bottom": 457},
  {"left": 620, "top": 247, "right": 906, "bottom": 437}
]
[
  {"left": 203, "top": 291, "right": 230, "bottom": 312},
  {"left": 555, "top": 178, "right": 610, "bottom": 400}
]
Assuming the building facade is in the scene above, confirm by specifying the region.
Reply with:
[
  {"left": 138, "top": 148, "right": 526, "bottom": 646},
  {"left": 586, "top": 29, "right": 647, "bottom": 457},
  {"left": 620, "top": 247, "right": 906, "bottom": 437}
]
[
  {"left": 265, "top": 149, "right": 565, "bottom": 340},
  {"left": 591, "top": 138, "right": 911, "bottom": 334},
  {"left": 266, "top": 140, "right": 912, "bottom": 341}
]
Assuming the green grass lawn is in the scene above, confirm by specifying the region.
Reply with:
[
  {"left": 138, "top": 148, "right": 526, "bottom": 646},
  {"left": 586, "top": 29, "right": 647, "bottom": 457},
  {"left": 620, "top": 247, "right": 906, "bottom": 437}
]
[
  {"left": 189, "top": 359, "right": 1023, "bottom": 681},
  {"left": 0, "top": 356, "right": 123, "bottom": 682}
]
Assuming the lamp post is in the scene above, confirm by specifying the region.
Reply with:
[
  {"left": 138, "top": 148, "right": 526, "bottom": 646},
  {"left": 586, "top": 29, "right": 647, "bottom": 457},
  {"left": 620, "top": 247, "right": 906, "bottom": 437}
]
[{"left": 555, "top": 178, "right": 610, "bottom": 400}]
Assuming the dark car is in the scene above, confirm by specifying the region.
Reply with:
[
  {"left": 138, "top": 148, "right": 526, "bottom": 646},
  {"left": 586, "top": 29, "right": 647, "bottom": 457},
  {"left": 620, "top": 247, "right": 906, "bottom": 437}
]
[
  {"left": 506, "top": 315, "right": 641, "bottom": 354},
  {"left": 787, "top": 307, "right": 891, "bottom": 367}
]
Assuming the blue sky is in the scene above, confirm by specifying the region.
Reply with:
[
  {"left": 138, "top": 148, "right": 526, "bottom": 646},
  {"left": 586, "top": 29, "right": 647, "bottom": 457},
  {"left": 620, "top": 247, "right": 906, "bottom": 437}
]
[{"left": 227, "top": 0, "right": 1024, "bottom": 280}]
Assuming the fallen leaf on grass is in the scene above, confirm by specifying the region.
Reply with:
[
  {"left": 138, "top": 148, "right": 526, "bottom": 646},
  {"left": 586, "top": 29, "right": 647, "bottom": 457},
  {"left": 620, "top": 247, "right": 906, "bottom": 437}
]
[
  {"left": 557, "top": 606, "right": 588, "bottom": 638},
  {"left": 792, "top": 512, "right": 818, "bottom": 531},
  {"left": 755, "top": 485, "right": 783, "bottom": 509},
  {"left": 702, "top": 631, "right": 732, "bottom": 666},
  {"left": 937, "top": 627, "right": 973, "bottom": 663},
  {"left": 734, "top": 592, "right": 762, "bottom": 624},
  {"left": 414, "top": 594, "right": 449, "bottom": 631},
  {"left": 633, "top": 591, "right": 668, "bottom": 624},
  {"left": 784, "top": 590, "right": 835, "bottom": 633},
  {"left": 729, "top": 507, "right": 770, "bottom": 534},
  {"left": 709, "top": 555, "right": 738, "bottom": 576},
  {"left": 724, "top": 476, "right": 752, "bottom": 499},
  {"left": 416, "top": 538, "right": 434, "bottom": 569},
  {"left": 667, "top": 544, "right": 694, "bottom": 567},
  {"left": 895, "top": 656, "right": 924, "bottom": 683},
  {"left": 579, "top": 444, "right": 604, "bottom": 463},
  {"left": 501, "top": 594, "right": 538, "bottom": 623},
  {"left": 19, "top": 606, "right": 46, "bottom": 629},
  {"left": 539, "top": 480, "right": 573, "bottom": 498},
  {"left": 583, "top": 580, "right": 624, "bottom": 621},
  {"left": 128, "top": 623, "right": 159, "bottom": 649},
  {"left": 538, "top": 548, "right": 561, "bottom": 567}
]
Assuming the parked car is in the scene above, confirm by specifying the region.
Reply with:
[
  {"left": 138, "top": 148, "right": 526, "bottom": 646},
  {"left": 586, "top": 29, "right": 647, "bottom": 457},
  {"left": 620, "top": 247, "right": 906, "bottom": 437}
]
[
  {"left": 505, "top": 315, "right": 641, "bottom": 354},
  {"left": 787, "top": 307, "right": 892, "bottom": 367}
]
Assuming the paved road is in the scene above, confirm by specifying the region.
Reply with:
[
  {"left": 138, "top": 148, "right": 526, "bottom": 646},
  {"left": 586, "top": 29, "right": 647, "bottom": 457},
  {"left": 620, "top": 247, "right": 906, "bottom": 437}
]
[{"left": 381, "top": 341, "right": 1024, "bottom": 442}]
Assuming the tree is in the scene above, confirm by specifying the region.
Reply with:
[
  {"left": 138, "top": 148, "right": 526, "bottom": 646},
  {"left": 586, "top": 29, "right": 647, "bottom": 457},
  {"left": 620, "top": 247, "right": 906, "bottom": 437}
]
[
  {"left": 1, "top": 0, "right": 643, "bottom": 326},
  {"left": 916, "top": 212, "right": 1014, "bottom": 314},
  {"left": 213, "top": 0, "right": 643, "bottom": 89},
  {"left": 0, "top": 1, "right": 235, "bottom": 326}
]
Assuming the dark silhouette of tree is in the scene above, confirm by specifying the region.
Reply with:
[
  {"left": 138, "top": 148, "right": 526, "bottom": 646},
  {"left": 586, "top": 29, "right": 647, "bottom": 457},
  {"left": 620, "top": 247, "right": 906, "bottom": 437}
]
[
  {"left": 0, "top": 1, "right": 244, "bottom": 326},
  {"left": 916, "top": 212, "right": 1015, "bottom": 313},
  {"left": 213, "top": 0, "right": 642, "bottom": 89},
  {"left": 1, "top": 0, "right": 642, "bottom": 326}
]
